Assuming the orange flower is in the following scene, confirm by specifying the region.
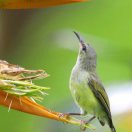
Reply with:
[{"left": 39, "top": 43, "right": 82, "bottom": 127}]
[
  {"left": 0, "top": 90, "right": 66, "bottom": 121},
  {"left": 0, "top": 90, "right": 94, "bottom": 130},
  {"left": 0, "top": 60, "right": 94, "bottom": 130},
  {"left": 0, "top": 0, "right": 86, "bottom": 9}
]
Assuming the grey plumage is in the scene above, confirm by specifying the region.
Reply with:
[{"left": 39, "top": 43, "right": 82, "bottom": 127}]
[{"left": 69, "top": 32, "right": 116, "bottom": 132}]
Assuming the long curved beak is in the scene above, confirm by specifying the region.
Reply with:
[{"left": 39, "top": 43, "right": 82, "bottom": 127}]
[{"left": 73, "top": 31, "right": 86, "bottom": 48}]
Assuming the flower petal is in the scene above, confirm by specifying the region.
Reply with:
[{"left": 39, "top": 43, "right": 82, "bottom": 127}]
[
  {"left": 0, "top": 90, "right": 95, "bottom": 130},
  {"left": 0, "top": 0, "right": 86, "bottom": 9},
  {"left": 0, "top": 90, "right": 61, "bottom": 120}
]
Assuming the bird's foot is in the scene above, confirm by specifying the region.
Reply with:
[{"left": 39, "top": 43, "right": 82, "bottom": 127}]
[
  {"left": 80, "top": 120, "right": 88, "bottom": 131},
  {"left": 58, "top": 113, "right": 70, "bottom": 119},
  {"left": 58, "top": 113, "right": 70, "bottom": 124},
  {"left": 80, "top": 116, "right": 96, "bottom": 131}
]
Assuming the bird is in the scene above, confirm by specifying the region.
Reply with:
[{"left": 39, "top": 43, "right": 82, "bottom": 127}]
[{"left": 69, "top": 31, "right": 116, "bottom": 132}]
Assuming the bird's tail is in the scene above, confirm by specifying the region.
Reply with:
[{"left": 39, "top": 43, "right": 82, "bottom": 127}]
[
  {"left": 109, "top": 120, "right": 116, "bottom": 132},
  {"left": 110, "top": 126, "right": 116, "bottom": 132}
]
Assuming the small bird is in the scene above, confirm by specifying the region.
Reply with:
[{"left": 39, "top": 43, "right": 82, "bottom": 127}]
[{"left": 69, "top": 32, "right": 116, "bottom": 132}]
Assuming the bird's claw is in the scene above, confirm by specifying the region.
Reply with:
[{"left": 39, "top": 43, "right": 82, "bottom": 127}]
[
  {"left": 58, "top": 113, "right": 70, "bottom": 125},
  {"left": 80, "top": 120, "right": 89, "bottom": 131},
  {"left": 58, "top": 113, "right": 70, "bottom": 119}
]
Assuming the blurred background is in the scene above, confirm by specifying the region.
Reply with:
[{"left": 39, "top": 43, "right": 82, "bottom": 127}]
[{"left": 0, "top": 0, "right": 132, "bottom": 132}]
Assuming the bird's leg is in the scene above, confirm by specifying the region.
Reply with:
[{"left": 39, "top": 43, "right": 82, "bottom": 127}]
[
  {"left": 80, "top": 116, "right": 96, "bottom": 131},
  {"left": 86, "top": 115, "right": 96, "bottom": 123},
  {"left": 67, "top": 109, "right": 87, "bottom": 116},
  {"left": 58, "top": 112, "right": 82, "bottom": 119},
  {"left": 67, "top": 113, "right": 82, "bottom": 116}
]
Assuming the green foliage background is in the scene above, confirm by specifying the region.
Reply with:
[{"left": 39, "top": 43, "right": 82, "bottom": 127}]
[{"left": 0, "top": 0, "right": 132, "bottom": 132}]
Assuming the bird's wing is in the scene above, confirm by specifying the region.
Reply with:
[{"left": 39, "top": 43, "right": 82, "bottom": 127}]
[{"left": 88, "top": 73, "right": 111, "bottom": 119}]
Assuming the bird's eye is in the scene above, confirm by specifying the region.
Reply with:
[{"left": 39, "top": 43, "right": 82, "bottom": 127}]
[{"left": 82, "top": 46, "right": 86, "bottom": 51}]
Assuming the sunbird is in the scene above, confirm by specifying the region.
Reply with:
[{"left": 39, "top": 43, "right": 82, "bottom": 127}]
[{"left": 69, "top": 32, "right": 116, "bottom": 132}]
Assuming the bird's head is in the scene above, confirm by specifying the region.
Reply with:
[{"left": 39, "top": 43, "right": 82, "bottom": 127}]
[{"left": 74, "top": 31, "right": 97, "bottom": 71}]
